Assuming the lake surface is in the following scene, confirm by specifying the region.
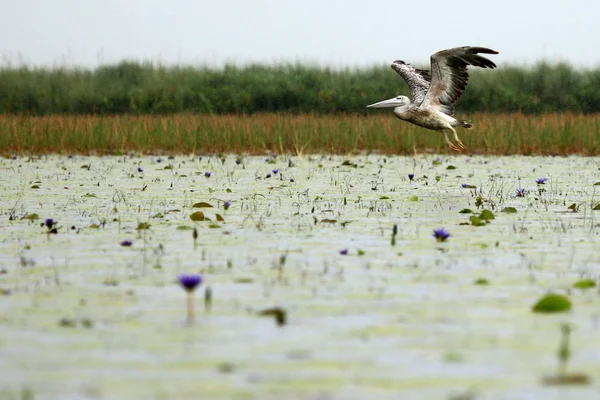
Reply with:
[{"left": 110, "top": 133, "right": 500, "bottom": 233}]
[{"left": 1, "top": 154, "right": 599, "bottom": 399}]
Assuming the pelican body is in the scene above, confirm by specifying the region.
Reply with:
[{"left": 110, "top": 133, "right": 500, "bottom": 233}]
[{"left": 367, "top": 46, "right": 498, "bottom": 151}]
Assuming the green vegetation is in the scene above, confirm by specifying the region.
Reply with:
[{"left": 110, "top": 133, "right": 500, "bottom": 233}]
[
  {"left": 1, "top": 113, "right": 599, "bottom": 155},
  {"left": 2, "top": 61, "right": 600, "bottom": 114}
]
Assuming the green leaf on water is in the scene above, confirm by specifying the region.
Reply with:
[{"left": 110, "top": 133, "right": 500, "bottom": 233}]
[
  {"left": 193, "top": 202, "right": 213, "bottom": 208},
  {"left": 89, "top": 224, "right": 99, "bottom": 229},
  {"left": 321, "top": 219, "right": 337, "bottom": 224},
  {"left": 226, "top": 188, "right": 232, "bottom": 193},
  {"left": 474, "top": 278, "right": 489, "bottom": 285},
  {"left": 592, "top": 203, "right": 600, "bottom": 211},
  {"left": 446, "top": 165, "right": 456, "bottom": 170},
  {"left": 31, "top": 185, "right": 40, "bottom": 189},
  {"left": 208, "top": 223, "right": 221, "bottom": 229},
  {"left": 80, "top": 165, "right": 89, "bottom": 169},
  {"left": 568, "top": 203, "right": 579, "bottom": 212},
  {"left": 152, "top": 213, "right": 164, "bottom": 219},
  {"left": 357, "top": 249, "right": 365, "bottom": 256},
  {"left": 458, "top": 208, "right": 473, "bottom": 214},
  {"left": 462, "top": 184, "right": 477, "bottom": 189},
  {"left": 594, "top": 182, "right": 600, "bottom": 186},
  {"left": 379, "top": 196, "right": 390, "bottom": 200},
  {"left": 573, "top": 279, "right": 596, "bottom": 289},
  {"left": 432, "top": 159, "right": 441, "bottom": 166},
  {"left": 501, "top": 207, "right": 518, "bottom": 214},
  {"left": 469, "top": 216, "right": 486, "bottom": 226},
  {"left": 407, "top": 195, "right": 419, "bottom": 202},
  {"left": 176, "top": 225, "right": 193, "bottom": 230},
  {"left": 190, "top": 211, "right": 205, "bottom": 221},
  {"left": 216, "top": 214, "right": 225, "bottom": 222},
  {"left": 82, "top": 193, "right": 96, "bottom": 198},
  {"left": 532, "top": 293, "right": 572, "bottom": 313},
  {"left": 21, "top": 213, "right": 39, "bottom": 220},
  {"left": 137, "top": 222, "right": 151, "bottom": 230},
  {"left": 163, "top": 165, "right": 173, "bottom": 170},
  {"left": 479, "top": 209, "right": 495, "bottom": 220}
]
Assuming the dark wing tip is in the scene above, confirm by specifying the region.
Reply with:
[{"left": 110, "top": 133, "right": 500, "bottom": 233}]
[
  {"left": 392, "top": 60, "right": 406, "bottom": 65},
  {"left": 468, "top": 47, "right": 499, "bottom": 55}
]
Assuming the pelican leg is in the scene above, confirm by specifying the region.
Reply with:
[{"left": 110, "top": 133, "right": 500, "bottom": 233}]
[
  {"left": 450, "top": 127, "right": 467, "bottom": 150},
  {"left": 441, "top": 130, "right": 460, "bottom": 152}
]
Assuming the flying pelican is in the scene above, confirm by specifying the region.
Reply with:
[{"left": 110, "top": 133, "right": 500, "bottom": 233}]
[{"left": 367, "top": 46, "right": 498, "bottom": 151}]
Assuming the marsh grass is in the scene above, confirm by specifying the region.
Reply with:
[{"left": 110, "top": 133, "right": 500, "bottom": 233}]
[{"left": 1, "top": 112, "right": 599, "bottom": 156}]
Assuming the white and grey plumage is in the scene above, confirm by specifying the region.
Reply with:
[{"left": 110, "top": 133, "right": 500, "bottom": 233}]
[{"left": 367, "top": 46, "right": 498, "bottom": 151}]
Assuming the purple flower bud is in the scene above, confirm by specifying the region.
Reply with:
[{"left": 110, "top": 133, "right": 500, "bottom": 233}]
[
  {"left": 204, "top": 172, "right": 211, "bottom": 178},
  {"left": 178, "top": 274, "right": 203, "bottom": 292},
  {"left": 408, "top": 174, "right": 414, "bottom": 181},
  {"left": 339, "top": 249, "right": 348, "bottom": 255},
  {"left": 224, "top": 201, "right": 231, "bottom": 210},
  {"left": 120, "top": 240, "right": 133, "bottom": 247},
  {"left": 433, "top": 228, "right": 450, "bottom": 242}
]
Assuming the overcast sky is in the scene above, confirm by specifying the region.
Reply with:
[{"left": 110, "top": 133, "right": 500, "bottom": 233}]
[{"left": 1, "top": 0, "right": 597, "bottom": 68}]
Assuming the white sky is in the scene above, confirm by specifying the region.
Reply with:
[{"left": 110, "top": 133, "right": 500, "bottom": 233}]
[{"left": 1, "top": 0, "right": 598, "bottom": 68}]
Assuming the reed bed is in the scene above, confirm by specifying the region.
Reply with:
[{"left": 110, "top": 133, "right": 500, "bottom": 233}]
[{"left": 1, "top": 113, "right": 598, "bottom": 156}]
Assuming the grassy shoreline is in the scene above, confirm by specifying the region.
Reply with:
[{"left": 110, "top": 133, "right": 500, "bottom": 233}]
[{"left": 1, "top": 112, "right": 599, "bottom": 156}]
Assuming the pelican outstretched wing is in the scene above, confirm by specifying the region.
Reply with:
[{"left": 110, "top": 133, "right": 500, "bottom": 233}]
[
  {"left": 391, "top": 60, "right": 431, "bottom": 105},
  {"left": 420, "top": 46, "right": 498, "bottom": 116}
]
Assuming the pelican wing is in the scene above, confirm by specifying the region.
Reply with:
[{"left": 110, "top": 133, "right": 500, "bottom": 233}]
[
  {"left": 391, "top": 60, "right": 431, "bottom": 105},
  {"left": 420, "top": 46, "right": 498, "bottom": 116}
]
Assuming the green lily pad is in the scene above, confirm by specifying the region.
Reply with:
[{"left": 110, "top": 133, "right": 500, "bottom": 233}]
[
  {"left": 407, "top": 195, "right": 419, "bottom": 202},
  {"left": 474, "top": 278, "right": 489, "bottom": 285},
  {"left": 532, "top": 293, "right": 572, "bottom": 313},
  {"left": 21, "top": 213, "right": 39, "bottom": 220},
  {"left": 501, "top": 207, "right": 517, "bottom": 214},
  {"left": 573, "top": 279, "right": 596, "bottom": 289},
  {"left": 469, "top": 216, "right": 486, "bottom": 226},
  {"left": 446, "top": 165, "right": 456, "bottom": 170},
  {"left": 479, "top": 209, "right": 495, "bottom": 220},
  {"left": 176, "top": 225, "right": 194, "bottom": 230},
  {"left": 137, "top": 222, "right": 151, "bottom": 230},
  {"left": 458, "top": 208, "right": 473, "bottom": 214}
]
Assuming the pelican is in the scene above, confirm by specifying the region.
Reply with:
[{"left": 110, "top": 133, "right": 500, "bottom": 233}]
[{"left": 367, "top": 46, "right": 498, "bottom": 151}]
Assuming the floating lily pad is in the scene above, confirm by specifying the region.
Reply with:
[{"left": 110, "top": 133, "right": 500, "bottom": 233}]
[
  {"left": 193, "top": 202, "right": 213, "bottom": 208},
  {"left": 379, "top": 196, "right": 390, "bottom": 200},
  {"left": 446, "top": 165, "right": 456, "bottom": 170},
  {"left": 573, "top": 279, "right": 596, "bottom": 289},
  {"left": 462, "top": 184, "right": 477, "bottom": 189},
  {"left": 176, "top": 225, "right": 193, "bottom": 230},
  {"left": 208, "top": 223, "right": 221, "bottom": 228},
  {"left": 82, "top": 193, "right": 96, "bottom": 198},
  {"left": 474, "top": 278, "right": 490, "bottom": 285},
  {"left": 501, "top": 207, "right": 518, "bottom": 214},
  {"left": 31, "top": 185, "right": 40, "bottom": 189},
  {"left": 258, "top": 307, "right": 287, "bottom": 326},
  {"left": 469, "top": 216, "right": 486, "bottom": 226},
  {"left": 216, "top": 214, "right": 225, "bottom": 222},
  {"left": 458, "top": 208, "right": 473, "bottom": 214},
  {"left": 190, "top": 211, "right": 205, "bottom": 221},
  {"left": 21, "top": 213, "right": 39, "bottom": 220},
  {"left": 594, "top": 182, "right": 600, "bottom": 186},
  {"left": 321, "top": 219, "right": 337, "bottom": 223},
  {"left": 407, "top": 195, "right": 419, "bottom": 202},
  {"left": 593, "top": 203, "right": 600, "bottom": 211},
  {"left": 479, "top": 209, "right": 495, "bottom": 220},
  {"left": 137, "top": 222, "right": 151, "bottom": 230},
  {"left": 532, "top": 293, "right": 572, "bottom": 313}
]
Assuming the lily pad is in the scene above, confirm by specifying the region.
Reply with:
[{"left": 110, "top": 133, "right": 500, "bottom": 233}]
[
  {"left": 474, "top": 278, "right": 489, "bottom": 285},
  {"left": 193, "top": 202, "right": 213, "bottom": 208},
  {"left": 458, "top": 209, "right": 473, "bottom": 214},
  {"left": 479, "top": 209, "right": 495, "bottom": 220},
  {"left": 21, "top": 213, "right": 39, "bottom": 220},
  {"left": 407, "top": 195, "right": 419, "bottom": 202},
  {"left": 176, "top": 225, "right": 194, "bottom": 230},
  {"left": 501, "top": 207, "right": 518, "bottom": 214},
  {"left": 469, "top": 216, "right": 486, "bottom": 226},
  {"left": 532, "top": 293, "right": 572, "bottom": 313},
  {"left": 216, "top": 214, "right": 225, "bottom": 222},
  {"left": 573, "top": 279, "right": 596, "bottom": 289},
  {"left": 190, "top": 211, "right": 205, "bottom": 221}
]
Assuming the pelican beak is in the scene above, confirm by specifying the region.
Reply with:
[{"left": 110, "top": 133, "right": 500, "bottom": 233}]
[{"left": 366, "top": 97, "right": 403, "bottom": 108}]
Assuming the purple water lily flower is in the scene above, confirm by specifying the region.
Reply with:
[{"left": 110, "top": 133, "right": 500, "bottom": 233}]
[
  {"left": 290, "top": 178, "right": 295, "bottom": 183},
  {"left": 461, "top": 183, "right": 468, "bottom": 188},
  {"left": 120, "top": 240, "right": 133, "bottom": 247},
  {"left": 204, "top": 172, "right": 211, "bottom": 178},
  {"left": 137, "top": 167, "right": 143, "bottom": 173},
  {"left": 178, "top": 274, "right": 203, "bottom": 292},
  {"left": 433, "top": 228, "right": 450, "bottom": 242},
  {"left": 235, "top": 158, "right": 242, "bottom": 165},
  {"left": 339, "top": 249, "right": 349, "bottom": 255},
  {"left": 272, "top": 169, "right": 279, "bottom": 175},
  {"left": 223, "top": 201, "right": 231, "bottom": 210},
  {"left": 536, "top": 178, "right": 547, "bottom": 185},
  {"left": 45, "top": 218, "right": 54, "bottom": 229},
  {"left": 516, "top": 188, "right": 526, "bottom": 197},
  {"left": 266, "top": 173, "right": 271, "bottom": 178},
  {"left": 408, "top": 173, "right": 414, "bottom": 181}
]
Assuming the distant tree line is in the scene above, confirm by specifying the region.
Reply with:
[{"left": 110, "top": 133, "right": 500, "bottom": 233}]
[{"left": 0, "top": 61, "right": 599, "bottom": 115}]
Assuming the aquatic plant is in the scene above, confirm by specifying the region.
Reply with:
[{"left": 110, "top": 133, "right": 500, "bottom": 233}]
[
  {"left": 408, "top": 173, "right": 414, "bottom": 181},
  {"left": 516, "top": 188, "right": 527, "bottom": 197},
  {"left": 532, "top": 293, "right": 571, "bottom": 313},
  {"left": 223, "top": 201, "right": 231, "bottom": 211},
  {"left": 120, "top": 240, "right": 132, "bottom": 247},
  {"left": 391, "top": 224, "right": 398, "bottom": 246},
  {"left": 272, "top": 169, "right": 279, "bottom": 175},
  {"left": 178, "top": 273, "right": 203, "bottom": 324},
  {"left": 204, "top": 172, "right": 211, "bottom": 178},
  {"left": 536, "top": 178, "right": 548, "bottom": 184},
  {"left": 339, "top": 249, "right": 348, "bottom": 255},
  {"left": 433, "top": 228, "right": 450, "bottom": 242}
]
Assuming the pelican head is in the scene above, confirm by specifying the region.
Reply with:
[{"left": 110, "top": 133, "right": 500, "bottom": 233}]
[{"left": 366, "top": 95, "right": 410, "bottom": 109}]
